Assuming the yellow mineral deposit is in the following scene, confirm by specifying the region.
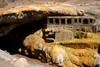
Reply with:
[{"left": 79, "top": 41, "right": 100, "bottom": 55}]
[
  {"left": 21, "top": 33, "right": 100, "bottom": 67},
  {"left": 0, "top": 4, "right": 84, "bottom": 19}
]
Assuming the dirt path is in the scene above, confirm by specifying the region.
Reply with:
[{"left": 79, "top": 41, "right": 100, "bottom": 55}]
[{"left": 13, "top": 54, "right": 57, "bottom": 67}]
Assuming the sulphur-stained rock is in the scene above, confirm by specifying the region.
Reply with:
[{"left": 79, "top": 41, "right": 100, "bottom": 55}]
[
  {"left": 48, "top": 45, "right": 99, "bottom": 67},
  {"left": 23, "top": 34, "right": 45, "bottom": 50},
  {"left": 81, "top": 27, "right": 90, "bottom": 32},
  {"left": 34, "top": 29, "right": 43, "bottom": 38},
  {"left": 22, "top": 34, "right": 46, "bottom": 58},
  {"left": 0, "top": 4, "right": 84, "bottom": 18},
  {"left": 22, "top": 33, "right": 100, "bottom": 67},
  {"left": 71, "top": 31, "right": 95, "bottom": 39},
  {"left": 48, "top": 45, "right": 65, "bottom": 66},
  {"left": 93, "top": 55, "right": 100, "bottom": 67}
]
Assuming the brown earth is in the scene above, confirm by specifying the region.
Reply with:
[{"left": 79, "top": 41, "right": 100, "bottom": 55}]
[
  {"left": 13, "top": 54, "right": 57, "bottom": 67},
  {"left": 1, "top": 0, "right": 100, "bottom": 10}
]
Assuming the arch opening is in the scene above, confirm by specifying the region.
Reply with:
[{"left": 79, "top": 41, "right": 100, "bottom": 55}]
[
  {"left": 55, "top": 18, "right": 59, "bottom": 24},
  {"left": 49, "top": 19, "right": 53, "bottom": 24},
  {"left": 74, "top": 19, "right": 77, "bottom": 23},
  {"left": 67, "top": 19, "right": 71, "bottom": 24},
  {"left": 83, "top": 19, "right": 88, "bottom": 24},
  {"left": 61, "top": 19, "right": 65, "bottom": 24}
]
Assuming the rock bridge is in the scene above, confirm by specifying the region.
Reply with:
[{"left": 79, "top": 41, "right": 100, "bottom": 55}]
[
  {"left": 0, "top": 4, "right": 99, "bottom": 52},
  {"left": 0, "top": 4, "right": 84, "bottom": 37}
]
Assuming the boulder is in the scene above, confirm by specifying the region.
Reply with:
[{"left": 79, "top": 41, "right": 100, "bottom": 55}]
[
  {"left": 10, "top": 58, "right": 28, "bottom": 67},
  {"left": 0, "top": 49, "right": 14, "bottom": 61}
]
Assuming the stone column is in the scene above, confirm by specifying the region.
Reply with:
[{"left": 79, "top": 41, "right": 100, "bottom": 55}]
[
  {"left": 59, "top": 18, "right": 61, "bottom": 25},
  {"left": 53, "top": 19, "right": 55, "bottom": 24},
  {"left": 71, "top": 18, "right": 74, "bottom": 25},
  {"left": 93, "top": 19, "right": 95, "bottom": 24},
  {"left": 81, "top": 18, "right": 83, "bottom": 24},
  {"left": 88, "top": 19, "right": 90, "bottom": 24},
  {"left": 77, "top": 18, "right": 79, "bottom": 24},
  {"left": 65, "top": 18, "right": 67, "bottom": 25},
  {"left": 47, "top": 18, "right": 49, "bottom": 24},
  {"left": 47, "top": 18, "right": 50, "bottom": 27}
]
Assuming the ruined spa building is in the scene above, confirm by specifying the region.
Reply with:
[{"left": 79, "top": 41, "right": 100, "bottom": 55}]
[{"left": 43, "top": 16, "right": 98, "bottom": 42}]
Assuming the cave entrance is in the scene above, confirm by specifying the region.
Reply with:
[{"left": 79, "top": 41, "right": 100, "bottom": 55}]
[{"left": 0, "top": 19, "right": 47, "bottom": 54}]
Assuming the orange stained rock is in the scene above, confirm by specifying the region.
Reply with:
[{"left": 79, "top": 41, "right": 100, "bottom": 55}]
[{"left": 0, "top": 4, "right": 84, "bottom": 19}]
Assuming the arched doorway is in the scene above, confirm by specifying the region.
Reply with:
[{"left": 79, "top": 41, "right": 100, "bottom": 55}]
[
  {"left": 67, "top": 19, "right": 71, "bottom": 24},
  {"left": 83, "top": 19, "right": 88, "bottom": 24}
]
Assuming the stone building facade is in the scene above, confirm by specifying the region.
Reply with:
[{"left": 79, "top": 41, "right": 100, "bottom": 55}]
[{"left": 43, "top": 16, "right": 96, "bottom": 42}]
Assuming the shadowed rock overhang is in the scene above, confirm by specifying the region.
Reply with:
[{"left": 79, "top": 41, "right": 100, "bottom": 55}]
[{"left": 0, "top": 4, "right": 84, "bottom": 36}]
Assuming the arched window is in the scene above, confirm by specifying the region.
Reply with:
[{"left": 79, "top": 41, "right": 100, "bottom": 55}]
[{"left": 83, "top": 19, "right": 88, "bottom": 24}]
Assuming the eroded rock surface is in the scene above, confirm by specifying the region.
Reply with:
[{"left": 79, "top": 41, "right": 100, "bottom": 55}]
[
  {"left": 21, "top": 33, "right": 100, "bottom": 67},
  {"left": 0, "top": 49, "right": 14, "bottom": 61}
]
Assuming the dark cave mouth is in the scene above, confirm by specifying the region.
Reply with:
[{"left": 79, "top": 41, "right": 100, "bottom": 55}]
[{"left": 0, "top": 19, "right": 47, "bottom": 54}]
